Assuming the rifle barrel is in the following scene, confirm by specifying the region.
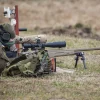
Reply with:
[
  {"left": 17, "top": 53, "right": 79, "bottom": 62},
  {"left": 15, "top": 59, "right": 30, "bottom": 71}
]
[
  {"left": 19, "top": 28, "right": 27, "bottom": 31},
  {"left": 48, "top": 47, "right": 100, "bottom": 53},
  {"left": 72, "top": 47, "right": 100, "bottom": 52}
]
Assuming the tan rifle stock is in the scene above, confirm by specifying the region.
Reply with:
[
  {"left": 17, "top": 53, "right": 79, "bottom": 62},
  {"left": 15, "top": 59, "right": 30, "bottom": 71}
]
[{"left": 48, "top": 47, "right": 100, "bottom": 58}]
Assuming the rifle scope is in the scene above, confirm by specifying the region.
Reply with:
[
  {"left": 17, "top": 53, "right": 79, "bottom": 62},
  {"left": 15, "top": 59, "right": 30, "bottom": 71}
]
[{"left": 22, "top": 41, "right": 66, "bottom": 49}]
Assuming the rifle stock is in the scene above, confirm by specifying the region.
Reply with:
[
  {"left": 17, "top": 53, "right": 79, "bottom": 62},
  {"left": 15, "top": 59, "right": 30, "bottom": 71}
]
[{"left": 48, "top": 47, "right": 100, "bottom": 57}]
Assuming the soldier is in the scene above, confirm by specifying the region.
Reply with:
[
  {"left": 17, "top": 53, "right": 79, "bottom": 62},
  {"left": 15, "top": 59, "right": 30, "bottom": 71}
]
[
  {"left": 0, "top": 23, "right": 49, "bottom": 77},
  {"left": 0, "top": 23, "right": 16, "bottom": 74}
]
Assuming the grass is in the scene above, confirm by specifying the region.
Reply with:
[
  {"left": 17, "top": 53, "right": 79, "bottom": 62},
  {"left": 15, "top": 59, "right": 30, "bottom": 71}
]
[
  {"left": 0, "top": 0, "right": 100, "bottom": 99},
  {"left": 0, "top": 34, "right": 100, "bottom": 100},
  {"left": 1, "top": 0, "right": 100, "bottom": 32}
]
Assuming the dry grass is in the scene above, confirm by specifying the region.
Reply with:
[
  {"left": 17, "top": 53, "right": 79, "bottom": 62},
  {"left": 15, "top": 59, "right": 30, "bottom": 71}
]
[
  {"left": 0, "top": 0, "right": 100, "bottom": 32},
  {"left": 0, "top": 34, "right": 100, "bottom": 100},
  {"left": 0, "top": 0, "right": 100, "bottom": 100},
  {"left": 0, "top": 73, "right": 100, "bottom": 100}
]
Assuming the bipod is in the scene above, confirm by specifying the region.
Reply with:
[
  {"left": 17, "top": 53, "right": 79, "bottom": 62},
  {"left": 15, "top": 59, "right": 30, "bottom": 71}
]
[{"left": 74, "top": 52, "right": 87, "bottom": 69}]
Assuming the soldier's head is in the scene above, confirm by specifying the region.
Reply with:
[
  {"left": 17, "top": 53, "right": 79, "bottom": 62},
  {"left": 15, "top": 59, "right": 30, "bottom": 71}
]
[{"left": 0, "top": 23, "right": 15, "bottom": 43}]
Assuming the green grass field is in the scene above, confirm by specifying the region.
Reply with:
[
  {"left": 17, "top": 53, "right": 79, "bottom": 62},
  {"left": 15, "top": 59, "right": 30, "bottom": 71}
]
[{"left": 0, "top": 34, "right": 100, "bottom": 100}]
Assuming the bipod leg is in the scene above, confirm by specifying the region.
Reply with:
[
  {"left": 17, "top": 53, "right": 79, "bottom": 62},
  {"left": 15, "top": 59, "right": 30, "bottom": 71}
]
[
  {"left": 74, "top": 54, "right": 79, "bottom": 68},
  {"left": 74, "top": 52, "right": 87, "bottom": 69},
  {"left": 81, "top": 53, "right": 87, "bottom": 69}
]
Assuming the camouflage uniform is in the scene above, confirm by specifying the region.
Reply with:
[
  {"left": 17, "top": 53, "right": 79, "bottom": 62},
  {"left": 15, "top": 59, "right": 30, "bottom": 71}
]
[
  {"left": 0, "top": 24, "right": 50, "bottom": 76},
  {"left": 0, "top": 23, "right": 15, "bottom": 75},
  {"left": 2, "top": 50, "right": 51, "bottom": 77}
]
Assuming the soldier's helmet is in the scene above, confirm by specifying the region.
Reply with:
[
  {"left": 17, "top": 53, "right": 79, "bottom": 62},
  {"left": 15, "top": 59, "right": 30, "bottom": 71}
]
[
  {"left": 0, "top": 23, "right": 15, "bottom": 43},
  {"left": 2, "top": 23, "right": 15, "bottom": 39}
]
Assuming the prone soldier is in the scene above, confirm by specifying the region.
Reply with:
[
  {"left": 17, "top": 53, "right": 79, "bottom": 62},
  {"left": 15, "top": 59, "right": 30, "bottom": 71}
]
[{"left": 0, "top": 23, "right": 48, "bottom": 76}]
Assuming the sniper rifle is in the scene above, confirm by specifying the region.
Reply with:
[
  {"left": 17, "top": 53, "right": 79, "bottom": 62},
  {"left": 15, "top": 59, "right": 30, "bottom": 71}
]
[{"left": 22, "top": 42, "right": 100, "bottom": 69}]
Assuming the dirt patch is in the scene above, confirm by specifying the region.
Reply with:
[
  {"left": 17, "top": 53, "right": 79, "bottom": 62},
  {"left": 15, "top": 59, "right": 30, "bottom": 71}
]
[{"left": 56, "top": 67, "right": 75, "bottom": 74}]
